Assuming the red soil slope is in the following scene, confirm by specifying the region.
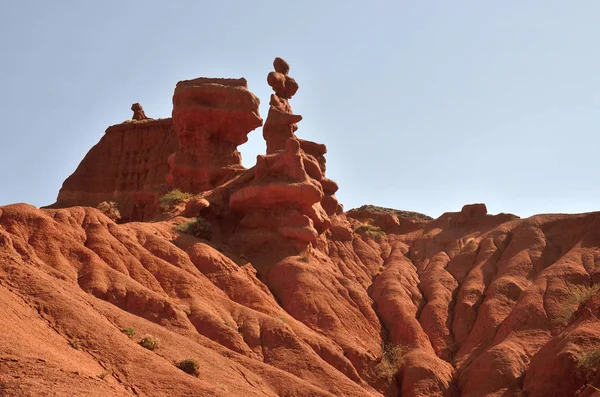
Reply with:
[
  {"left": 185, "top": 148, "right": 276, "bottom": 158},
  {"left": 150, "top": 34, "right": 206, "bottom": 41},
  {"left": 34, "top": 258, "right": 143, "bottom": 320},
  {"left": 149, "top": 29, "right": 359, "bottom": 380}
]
[{"left": 2, "top": 203, "right": 600, "bottom": 396}]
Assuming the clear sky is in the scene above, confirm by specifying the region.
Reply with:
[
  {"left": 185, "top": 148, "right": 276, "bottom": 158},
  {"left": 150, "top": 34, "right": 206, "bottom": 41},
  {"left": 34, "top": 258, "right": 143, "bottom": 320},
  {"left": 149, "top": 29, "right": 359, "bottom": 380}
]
[{"left": 1, "top": 1, "right": 599, "bottom": 218}]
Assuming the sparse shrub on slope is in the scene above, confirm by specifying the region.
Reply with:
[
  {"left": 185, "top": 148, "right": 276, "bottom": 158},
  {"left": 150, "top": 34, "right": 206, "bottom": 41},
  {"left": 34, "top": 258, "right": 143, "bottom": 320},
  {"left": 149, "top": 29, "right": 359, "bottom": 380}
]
[
  {"left": 555, "top": 284, "right": 600, "bottom": 324},
  {"left": 139, "top": 335, "right": 159, "bottom": 351},
  {"left": 373, "top": 343, "right": 405, "bottom": 380},
  {"left": 354, "top": 224, "right": 386, "bottom": 240},
  {"left": 159, "top": 189, "right": 193, "bottom": 210},
  {"left": 121, "top": 327, "right": 135, "bottom": 338},
  {"left": 176, "top": 359, "right": 200, "bottom": 377},
  {"left": 175, "top": 217, "right": 212, "bottom": 240},
  {"left": 352, "top": 204, "right": 433, "bottom": 221},
  {"left": 577, "top": 349, "right": 600, "bottom": 381},
  {"left": 298, "top": 249, "right": 311, "bottom": 262},
  {"left": 96, "top": 201, "right": 121, "bottom": 221}
]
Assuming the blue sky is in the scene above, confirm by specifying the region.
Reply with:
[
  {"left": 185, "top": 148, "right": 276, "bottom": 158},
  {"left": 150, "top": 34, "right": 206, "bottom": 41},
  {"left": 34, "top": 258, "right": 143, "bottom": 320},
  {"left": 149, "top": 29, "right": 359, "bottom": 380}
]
[{"left": 1, "top": 1, "right": 599, "bottom": 218}]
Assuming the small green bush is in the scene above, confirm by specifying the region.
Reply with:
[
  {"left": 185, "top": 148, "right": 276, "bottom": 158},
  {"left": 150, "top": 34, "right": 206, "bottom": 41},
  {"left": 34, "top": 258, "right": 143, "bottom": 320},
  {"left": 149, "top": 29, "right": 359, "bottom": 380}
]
[
  {"left": 176, "top": 359, "right": 200, "bottom": 377},
  {"left": 236, "top": 319, "right": 245, "bottom": 333},
  {"left": 373, "top": 343, "right": 405, "bottom": 380},
  {"left": 69, "top": 338, "right": 83, "bottom": 350},
  {"left": 96, "top": 201, "right": 121, "bottom": 221},
  {"left": 121, "top": 327, "right": 135, "bottom": 338},
  {"left": 159, "top": 189, "right": 193, "bottom": 210},
  {"left": 354, "top": 224, "right": 386, "bottom": 240},
  {"left": 577, "top": 349, "right": 600, "bottom": 380},
  {"left": 139, "top": 335, "right": 159, "bottom": 351},
  {"left": 298, "top": 250, "right": 310, "bottom": 262},
  {"left": 175, "top": 217, "right": 212, "bottom": 240},
  {"left": 351, "top": 205, "right": 433, "bottom": 221},
  {"left": 555, "top": 284, "right": 600, "bottom": 323}
]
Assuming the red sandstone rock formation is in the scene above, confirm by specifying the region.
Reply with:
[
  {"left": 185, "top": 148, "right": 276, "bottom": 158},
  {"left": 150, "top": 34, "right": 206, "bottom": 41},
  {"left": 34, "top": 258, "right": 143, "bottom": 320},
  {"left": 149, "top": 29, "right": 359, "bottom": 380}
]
[
  {"left": 347, "top": 204, "right": 435, "bottom": 234},
  {"left": 214, "top": 59, "right": 344, "bottom": 259},
  {"left": 228, "top": 138, "right": 328, "bottom": 256},
  {"left": 168, "top": 77, "right": 262, "bottom": 193},
  {"left": 263, "top": 58, "right": 342, "bottom": 215},
  {"left": 50, "top": 78, "right": 262, "bottom": 221},
  {"left": 131, "top": 103, "right": 150, "bottom": 120},
  {"left": 11, "top": 60, "right": 600, "bottom": 397},
  {"left": 50, "top": 118, "right": 177, "bottom": 221},
  {"left": 263, "top": 57, "right": 302, "bottom": 154}
]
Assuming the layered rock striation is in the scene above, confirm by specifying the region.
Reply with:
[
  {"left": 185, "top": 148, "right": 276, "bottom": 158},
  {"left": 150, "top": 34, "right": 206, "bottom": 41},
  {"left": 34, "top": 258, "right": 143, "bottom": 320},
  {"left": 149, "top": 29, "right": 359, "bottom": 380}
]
[
  {"left": 52, "top": 116, "right": 176, "bottom": 221},
  {"left": 228, "top": 138, "right": 328, "bottom": 254},
  {"left": 168, "top": 77, "right": 262, "bottom": 193},
  {"left": 51, "top": 78, "right": 262, "bottom": 221},
  {"left": 222, "top": 58, "right": 343, "bottom": 257},
  {"left": 263, "top": 57, "right": 302, "bottom": 154}
]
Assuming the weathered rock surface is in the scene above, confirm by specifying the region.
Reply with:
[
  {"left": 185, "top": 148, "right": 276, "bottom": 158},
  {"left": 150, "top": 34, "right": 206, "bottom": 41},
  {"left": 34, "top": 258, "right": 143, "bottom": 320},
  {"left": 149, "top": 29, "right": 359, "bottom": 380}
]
[
  {"left": 51, "top": 118, "right": 177, "bottom": 222},
  {"left": 131, "top": 103, "right": 150, "bottom": 120},
  {"left": 3, "top": 202, "right": 600, "bottom": 396},
  {"left": 347, "top": 204, "right": 433, "bottom": 234},
  {"left": 263, "top": 57, "right": 302, "bottom": 154},
  {"left": 228, "top": 138, "right": 327, "bottom": 255},
  {"left": 168, "top": 77, "right": 262, "bottom": 193},
  {"left": 50, "top": 78, "right": 262, "bottom": 222}
]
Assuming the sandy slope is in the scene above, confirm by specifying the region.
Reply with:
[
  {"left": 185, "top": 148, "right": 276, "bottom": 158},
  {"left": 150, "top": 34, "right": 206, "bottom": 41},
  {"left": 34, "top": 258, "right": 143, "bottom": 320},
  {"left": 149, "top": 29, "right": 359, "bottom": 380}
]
[{"left": 1, "top": 203, "right": 600, "bottom": 396}]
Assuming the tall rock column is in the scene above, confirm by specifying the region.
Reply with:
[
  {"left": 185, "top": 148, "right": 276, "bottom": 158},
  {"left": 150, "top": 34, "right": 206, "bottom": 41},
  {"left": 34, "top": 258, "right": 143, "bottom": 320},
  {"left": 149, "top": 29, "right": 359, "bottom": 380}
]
[
  {"left": 263, "top": 58, "right": 302, "bottom": 154},
  {"left": 264, "top": 57, "right": 343, "bottom": 216},
  {"left": 168, "top": 77, "right": 263, "bottom": 193},
  {"left": 227, "top": 58, "right": 345, "bottom": 257}
]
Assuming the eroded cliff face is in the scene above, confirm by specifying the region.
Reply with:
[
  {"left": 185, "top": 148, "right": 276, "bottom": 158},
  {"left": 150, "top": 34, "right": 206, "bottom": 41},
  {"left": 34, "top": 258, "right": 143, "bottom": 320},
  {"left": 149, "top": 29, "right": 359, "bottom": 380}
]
[
  {"left": 4, "top": 58, "right": 600, "bottom": 396},
  {"left": 53, "top": 118, "right": 177, "bottom": 221},
  {"left": 168, "top": 77, "right": 262, "bottom": 193},
  {"left": 50, "top": 78, "right": 262, "bottom": 222}
]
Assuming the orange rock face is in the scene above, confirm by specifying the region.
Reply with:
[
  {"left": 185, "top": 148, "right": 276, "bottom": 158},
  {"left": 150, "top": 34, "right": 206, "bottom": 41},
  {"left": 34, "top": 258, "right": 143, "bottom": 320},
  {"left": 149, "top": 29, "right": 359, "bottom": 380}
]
[
  {"left": 50, "top": 78, "right": 262, "bottom": 222},
  {"left": 168, "top": 77, "right": 263, "bottom": 193},
  {"left": 51, "top": 118, "right": 177, "bottom": 221},
  {"left": 228, "top": 138, "right": 326, "bottom": 256},
  {"left": 222, "top": 59, "right": 342, "bottom": 258},
  {"left": 4, "top": 202, "right": 600, "bottom": 397},
  {"left": 131, "top": 102, "right": 150, "bottom": 120},
  {"left": 263, "top": 57, "right": 302, "bottom": 154},
  {"left": 9, "top": 59, "right": 600, "bottom": 396}
]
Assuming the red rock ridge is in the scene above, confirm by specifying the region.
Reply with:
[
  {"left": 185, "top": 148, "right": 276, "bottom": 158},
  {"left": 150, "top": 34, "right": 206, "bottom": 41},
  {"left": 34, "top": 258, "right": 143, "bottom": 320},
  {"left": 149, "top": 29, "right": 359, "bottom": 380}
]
[{"left": 4, "top": 201, "right": 600, "bottom": 396}]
